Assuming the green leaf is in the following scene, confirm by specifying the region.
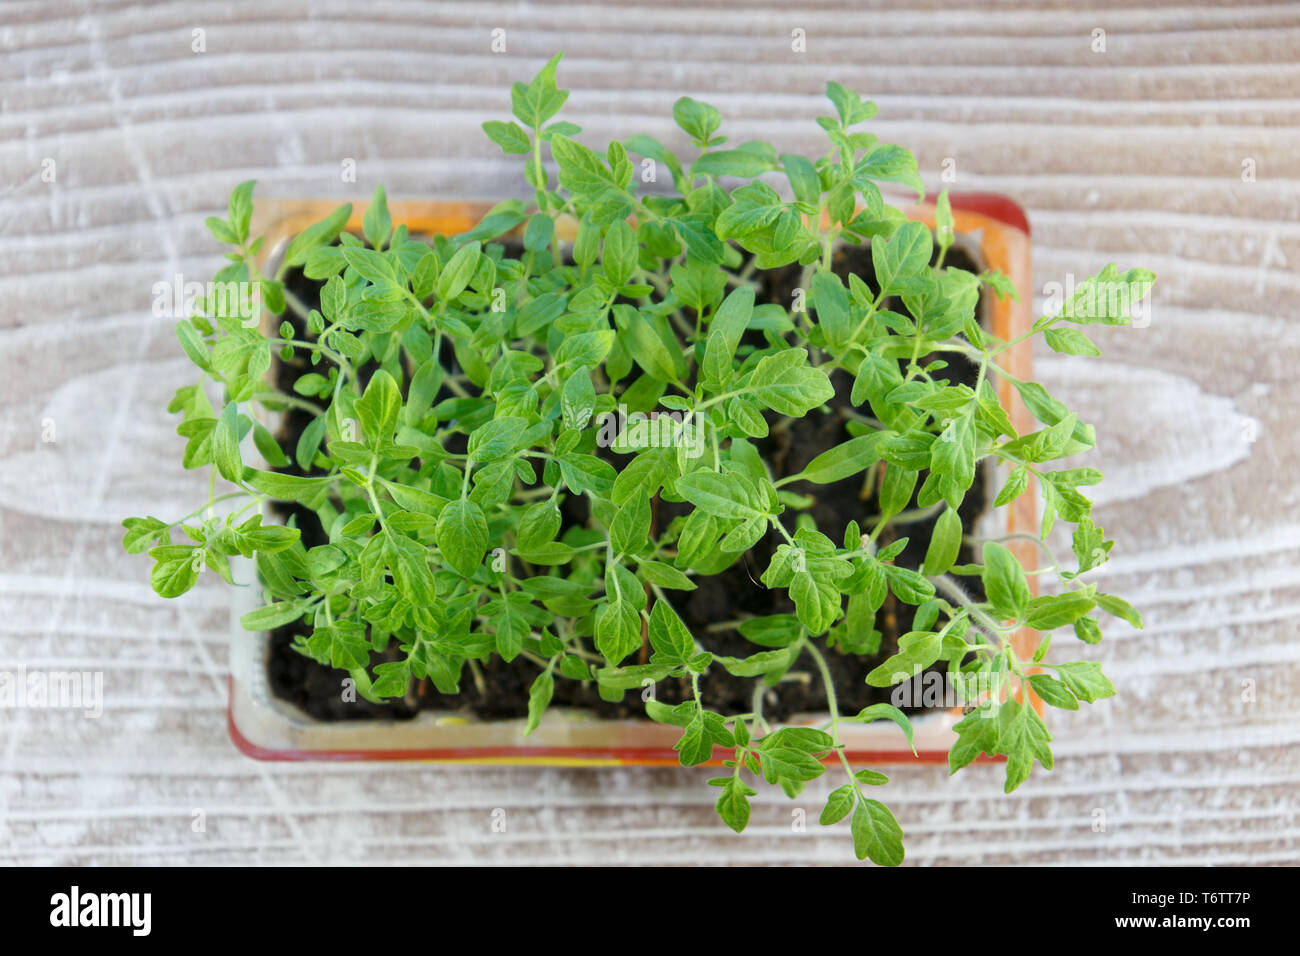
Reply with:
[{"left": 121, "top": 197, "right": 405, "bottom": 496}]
[
  {"left": 614, "top": 305, "right": 678, "bottom": 382},
  {"left": 855, "top": 769, "right": 890, "bottom": 786},
  {"left": 511, "top": 52, "right": 569, "bottom": 128},
  {"left": 436, "top": 499, "right": 488, "bottom": 577},
  {"left": 923, "top": 506, "right": 961, "bottom": 576},
  {"left": 1096, "top": 593, "right": 1144, "bottom": 629},
  {"left": 693, "top": 149, "right": 776, "bottom": 178},
  {"left": 762, "top": 544, "right": 850, "bottom": 635},
  {"left": 1009, "top": 379, "right": 1096, "bottom": 448},
  {"left": 820, "top": 785, "right": 857, "bottom": 826},
  {"left": 675, "top": 470, "right": 766, "bottom": 520},
  {"left": 747, "top": 348, "right": 835, "bottom": 416},
  {"left": 283, "top": 202, "right": 352, "bottom": 269},
  {"left": 883, "top": 564, "right": 934, "bottom": 605},
  {"left": 602, "top": 219, "right": 637, "bottom": 288},
  {"left": 673, "top": 96, "right": 722, "bottom": 144},
  {"left": 556, "top": 330, "right": 614, "bottom": 369},
  {"left": 949, "top": 705, "right": 999, "bottom": 774},
  {"left": 383, "top": 530, "right": 436, "bottom": 605},
  {"left": 557, "top": 453, "right": 616, "bottom": 497},
  {"left": 872, "top": 220, "right": 932, "bottom": 294},
  {"left": 982, "top": 541, "right": 1030, "bottom": 619},
  {"left": 240, "top": 600, "right": 308, "bottom": 631},
  {"left": 370, "top": 661, "right": 412, "bottom": 698},
  {"left": 782, "top": 153, "right": 821, "bottom": 206},
  {"left": 342, "top": 246, "right": 394, "bottom": 285},
  {"left": 610, "top": 491, "right": 652, "bottom": 556},
  {"left": 1044, "top": 326, "right": 1101, "bottom": 357},
  {"left": 245, "top": 469, "right": 334, "bottom": 504},
  {"left": 516, "top": 500, "right": 561, "bottom": 551},
  {"left": 175, "top": 321, "right": 210, "bottom": 370},
  {"left": 714, "top": 182, "right": 784, "bottom": 239},
  {"left": 994, "top": 465, "right": 1028, "bottom": 507},
  {"left": 594, "top": 597, "right": 642, "bottom": 665},
  {"left": 865, "top": 630, "right": 941, "bottom": 687},
  {"left": 122, "top": 517, "right": 168, "bottom": 554},
  {"left": 637, "top": 559, "right": 696, "bottom": 591},
  {"left": 1024, "top": 592, "right": 1096, "bottom": 631},
  {"left": 715, "top": 777, "right": 755, "bottom": 833},
  {"left": 713, "top": 649, "right": 796, "bottom": 678},
  {"left": 1053, "top": 660, "right": 1116, "bottom": 703},
  {"left": 878, "top": 463, "right": 916, "bottom": 521},
  {"left": 525, "top": 668, "right": 554, "bottom": 735},
  {"left": 483, "top": 120, "right": 532, "bottom": 154},
  {"left": 212, "top": 401, "right": 243, "bottom": 483},
  {"left": 825, "top": 82, "right": 877, "bottom": 126},
  {"left": 799, "top": 434, "right": 884, "bottom": 485},
  {"left": 1073, "top": 616, "right": 1104, "bottom": 645},
  {"left": 573, "top": 212, "right": 599, "bottom": 270},
  {"left": 227, "top": 180, "right": 255, "bottom": 242},
  {"left": 675, "top": 710, "right": 734, "bottom": 766},
  {"left": 253, "top": 420, "right": 290, "bottom": 468},
  {"left": 647, "top": 600, "right": 695, "bottom": 666},
  {"left": 466, "top": 416, "right": 528, "bottom": 462},
  {"left": 737, "top": 614, "right": 803, "bottom": 648},
  {"left": 561, "top": 367, "right": 596, "bottom": 429},
  {"left": 150, "top": 553, "right": 200, "bottom": 599},
  {"left": 811, "top": 272, "right": 852, "bottom": 350},
  {"left": 852, "top": 703, "right": 917, "bottom": 755},
  {"left": 935, "top": 188, "right": 954, "bottom": 251},
  {"left": 314, "top": 624, "right": 371, "bottom": 672},
  {"left": 355, "top": 369, "right": 401, "bottom": 447},
  {"left": 757, "top": 727, "right": 832, "bottom": 785},
  {"left": 996, "top": 699, "right": 1053, "bottom": 793},
  {"left": 930, "top": 415, "right": 976, "bottom": 508},
  {"left": 1028, "top": 674, "right": 1079, "bottom": 710},
  {"left": 437, "top": 241, "right": 482, "bottom": 302},
  {"left": 851, "top": 799, "right": 905, "bottom": 866},
  {"left": 702, "top": 285, "right": 754, "bottom": 391},
  {"left": 362, "top": 184, "right": 391, "bottom": 250},
  {"left": 205, "top": 217, "right": 238, "bottom": 245}
]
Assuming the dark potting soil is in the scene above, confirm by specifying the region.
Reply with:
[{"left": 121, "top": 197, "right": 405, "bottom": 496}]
[{"left": 265, "top": 237, "right": 989, "bottom": 723}]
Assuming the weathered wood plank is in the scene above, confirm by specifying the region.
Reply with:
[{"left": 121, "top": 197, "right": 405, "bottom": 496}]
[{"left": 0, "top": 0, "right": 1296, "bottom": 866}]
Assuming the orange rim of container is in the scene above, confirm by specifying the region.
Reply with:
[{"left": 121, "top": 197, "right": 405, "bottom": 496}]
[{"left": 231, "top": 191, "right": 1037, "bottom": 765}]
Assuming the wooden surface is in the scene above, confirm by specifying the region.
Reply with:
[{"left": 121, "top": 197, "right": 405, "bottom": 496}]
[{"left": 1, "top": 0, "right": 1297, "bottom": 865}]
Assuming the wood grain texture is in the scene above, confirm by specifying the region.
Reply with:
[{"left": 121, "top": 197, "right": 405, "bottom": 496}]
[{"left": 1, "top": 0, "right": 1297, "bottom": 866}]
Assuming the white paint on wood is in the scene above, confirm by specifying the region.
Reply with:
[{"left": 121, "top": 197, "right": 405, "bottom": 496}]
[{"left": 0, "top": 0, "right": 1296, "bottom": 866}]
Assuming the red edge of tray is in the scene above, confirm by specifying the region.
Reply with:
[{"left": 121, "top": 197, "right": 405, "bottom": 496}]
[{"left": 228, "top": 192, "right": 1028, "bottom": 767}]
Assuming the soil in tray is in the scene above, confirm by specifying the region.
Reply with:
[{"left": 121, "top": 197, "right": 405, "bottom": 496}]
[{"left": 265, "top": 237, "right": 989, "bottom": 724}]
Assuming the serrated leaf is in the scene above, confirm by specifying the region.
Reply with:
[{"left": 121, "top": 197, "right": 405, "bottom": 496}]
[
  {"left": 1053, "top": 660, "right": 1116, "bottom": 703},
  {"left": 436, "top": 498, "right": 488, "bottom": 577},
  {"left": 982, "top": 541, "right": 1030, "bottom": 620},
  {"left": 851, "top": 799, "right": 905, "bottom": 866},
  {"left": 1028, "top": 674, "right": 1079, "bottom": 710}
]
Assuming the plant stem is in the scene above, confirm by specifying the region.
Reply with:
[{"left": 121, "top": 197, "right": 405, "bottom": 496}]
[{"left": 802, "top": 637, "right": 858, "bottom": 785}]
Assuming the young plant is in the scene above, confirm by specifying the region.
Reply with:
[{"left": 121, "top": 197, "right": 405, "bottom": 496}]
[{"left": 124, "top": 53, "right": 1150, "bottom": 864}]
